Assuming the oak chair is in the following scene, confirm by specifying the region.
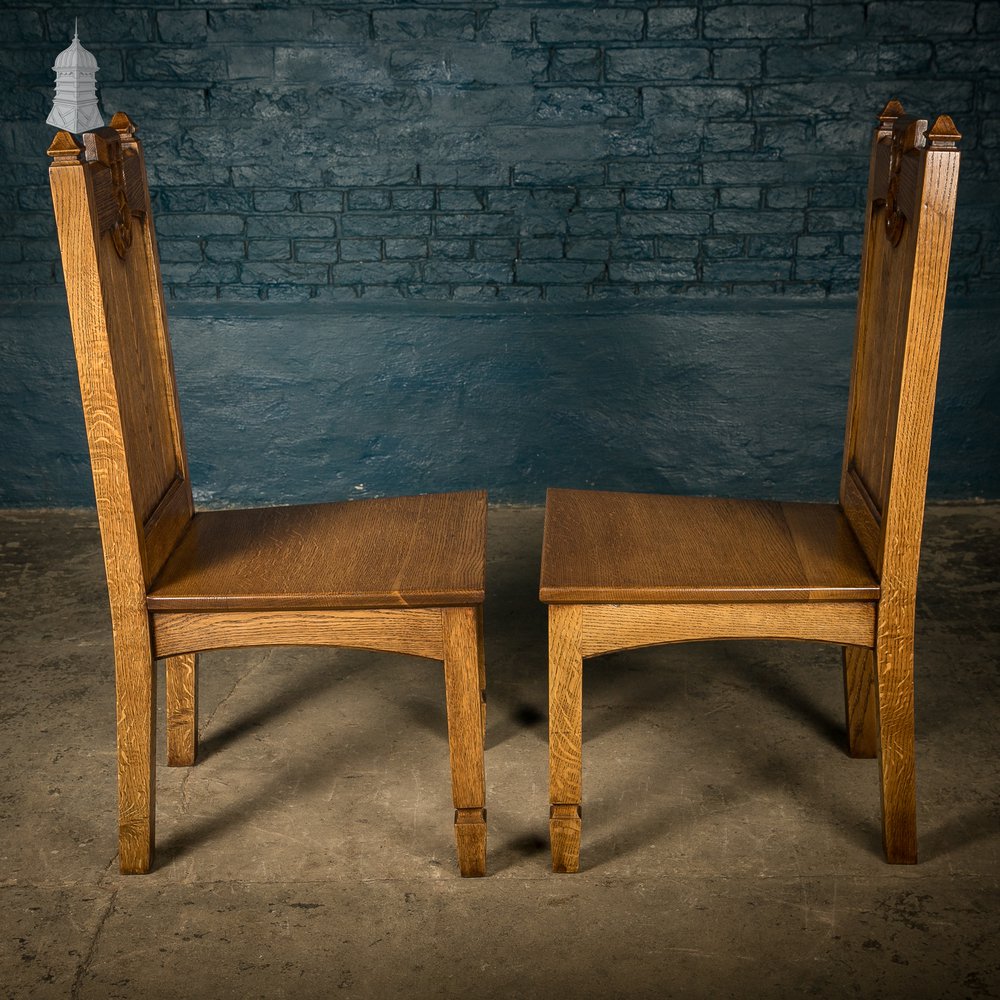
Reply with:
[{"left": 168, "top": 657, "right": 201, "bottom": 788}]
[
  {"left": 540, "top": 102, "right": 961, "bottom": 872},
  {"left": 47, "top": 115, "right": 488, "bottom": 877}
]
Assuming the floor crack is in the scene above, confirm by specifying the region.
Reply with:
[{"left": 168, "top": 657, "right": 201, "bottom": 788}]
[{"left": 70, "top": 886, "right": 118, "bottom": 999}]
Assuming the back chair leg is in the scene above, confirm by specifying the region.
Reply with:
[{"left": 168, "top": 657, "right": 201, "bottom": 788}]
[
  {"left": 548, "top": 605, "right": 583, "bottom": 873},
  {"left": 166, "top": 652, "right": 198, "bottom": 767},
  {"left": 476, "top": 605, "right": 487, "bottom": 741},
  {"left": 874, "top": 633, "right": 918, "bottom": 864},
  {"left": 442, "top": 607, "right": 487, "bottom": 877},
  {"left": 842, "top": 645, "right": 877, "bottom": 758},
  {"left": 114, "top": 629, "right": 157, "bottom": 874}
]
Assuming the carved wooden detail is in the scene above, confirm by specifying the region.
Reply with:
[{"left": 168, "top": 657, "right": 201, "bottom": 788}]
[
  {"left": 81, "top": 125, "right": 145, "bottom": 258},
  {"left": 879, "top": 101, "right": 929, "bottom": 247}
]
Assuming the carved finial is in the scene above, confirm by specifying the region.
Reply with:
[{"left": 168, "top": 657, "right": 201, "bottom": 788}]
[
  {"left": 110, "top": 111, "right": 137, "bottom": 140},
  {"left": 877, "top": 99, "right": 905, "bottom": 139},
  {"left": 879, "top": 99, "right": 905, "bottom": 123},
  {"left": 46, "top": 129, "right": 83, "bottom": 164},
  {"left": 927, "top": 114, "right": 961, "bottom": 150}
]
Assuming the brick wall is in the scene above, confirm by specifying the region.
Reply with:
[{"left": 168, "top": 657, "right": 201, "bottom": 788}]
[{"left": 1, "top": 1, "right": 997, "bottom": 304}]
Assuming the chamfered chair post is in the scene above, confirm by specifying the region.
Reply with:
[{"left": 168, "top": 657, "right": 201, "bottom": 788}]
[
  {"left": 873, "top": 627, "right": 918, "bottom": 864},
  {"left": 442, "top": 606, "right": 488, "bottom": 876},
  {"left": 113, "top": 614, "right": 158, "bottom": 875},
  {"left": 548, "top": 604, "right": 584, "bottom": 873}
]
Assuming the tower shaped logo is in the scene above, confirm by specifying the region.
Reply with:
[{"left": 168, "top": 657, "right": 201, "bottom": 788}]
[{"left": 46, "top": 21, "right": 104, "bottom": 133}]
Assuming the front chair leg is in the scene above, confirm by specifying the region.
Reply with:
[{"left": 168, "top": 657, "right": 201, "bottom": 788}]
[
  {"left": 114, "top": 625, "right": 157, "bottom": 874},
  {"left": 842, "top": 645, "right": 877, "bottom": 758},
  {"left": 166, "top": 652, "right": 198, "bottom": 767},
  {"left": 873, "top": 631, "right": 918, "bottom": 864},
  {"left": 442, "top": 607, "right": 487, "bottom": 877},
  {"left": 548, "top": 605, "right": 583, "bottom": 873}
]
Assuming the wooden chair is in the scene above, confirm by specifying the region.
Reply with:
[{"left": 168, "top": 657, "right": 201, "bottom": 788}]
[
  {"left": 47, "top": 115, "right": 488, "bottom": 877},
  {"left": 540, "top": 101, "right": 962, "bottom": 873}
]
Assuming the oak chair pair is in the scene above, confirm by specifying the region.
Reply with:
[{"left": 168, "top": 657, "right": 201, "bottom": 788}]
[{"left": 49, "top": 101, "right": 960, "bottom": 879}]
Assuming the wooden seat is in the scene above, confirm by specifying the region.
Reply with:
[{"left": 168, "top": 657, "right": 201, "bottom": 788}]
[
  {"left": 148, "top": 492, "right": 486, "bottom": 612},
  {"left": 48, "top": 115, "right": 487, "bottom": 877},
  {"left": 541, "top": 102, "right": 962, "bottom": 873},
  {"left": 541, "top": 491, "right": 879, "bottom": 605}
]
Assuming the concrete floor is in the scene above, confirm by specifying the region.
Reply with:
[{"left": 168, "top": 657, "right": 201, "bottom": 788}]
[{"left": 1, "top": 505, "right": 998, "bottom": 999}]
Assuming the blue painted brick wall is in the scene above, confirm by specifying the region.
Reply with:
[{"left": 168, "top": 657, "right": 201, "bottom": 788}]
[{"left": 1, "top": 1, "right": 998, "bottom": 303}]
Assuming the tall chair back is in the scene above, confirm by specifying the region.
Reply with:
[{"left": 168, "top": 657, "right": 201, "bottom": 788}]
[
  {"left": 840, "top": 103, "right": 962, "bottom": 587},
  {"left": 48, "top": 114, "right": 193, "bottom": 604}
]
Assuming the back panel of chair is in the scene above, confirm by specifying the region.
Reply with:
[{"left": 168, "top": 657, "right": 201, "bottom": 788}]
[
  {"left": 839, "top": 102, "right": 961, "bottom": 587},
  {"left": 48, "top": 114, "right": 193, "bottom": 600}
]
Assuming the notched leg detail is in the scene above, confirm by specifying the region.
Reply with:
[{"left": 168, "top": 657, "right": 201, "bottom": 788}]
[
  {"left": 443, "top": 607, "right": 488, "bottom": 877},
  {"left": 454, "top": 807, "right": 487, "bottom": 878},
  {"left": 550, "top": 803, "right": 582, "bottom": 874}
]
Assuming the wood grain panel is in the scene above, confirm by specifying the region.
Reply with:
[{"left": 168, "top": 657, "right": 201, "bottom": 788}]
[
  {"left": 147, "top": 491, "right": 487, "bottom": 611},
  {"left": 841, "top": 465, "right": 881, "bottom": 572},
  {"left": 143, "top": 477, "right": 193, "bottom": 584},
  {"left": 93, "top": 169, "right": 181, "bottom": 529}
]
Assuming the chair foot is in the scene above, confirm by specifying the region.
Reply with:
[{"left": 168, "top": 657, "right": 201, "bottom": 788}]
[
  {"left": 550, "top": 803, "right": 581, "bottom": 873},
  {"left": 118, "top": 827, "right": 153, "bottom": 875},
  {"left": 454, "top": 807, "right": 487, "bottom": 877},
  {"left": 883, "top": 838, "right": 918, "bottom": 865}
]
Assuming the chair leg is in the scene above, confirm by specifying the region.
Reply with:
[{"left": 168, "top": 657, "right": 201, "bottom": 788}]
[
  {"left": 842, "top": 645, "right": 877, "bottom": 758},
  {"left": 114, "top": 626, "right": 157, "bottom": 874},
  {"left": 166, "top": 653, "right": 198, "bottom": 767},
  {"left": 548, "top": 605, "right": 583, "bottom": 873},
  {"left": 442, "top": 606, "right": 487, "bottom": 877},
  {"left": 476, "top": 604, "right": 486, "bottom": 741},
  {"left": 873, "top": 632, "right": 918, "bottom": 864}
]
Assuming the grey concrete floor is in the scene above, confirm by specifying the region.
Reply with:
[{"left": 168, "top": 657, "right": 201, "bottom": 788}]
[{"left": 1, "top": 505, "right": 998, "bottom": 999}]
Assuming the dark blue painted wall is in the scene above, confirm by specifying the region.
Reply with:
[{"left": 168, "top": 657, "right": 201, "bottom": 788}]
[
  {"left": 2, "top": 1, "right": 999, "bottom": 303},
  {"left": 2, "top": 300, "right": 997, "bottom": 506},
  {"left": 0, "top": 2, "right": 997, "bottom": 505}
]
